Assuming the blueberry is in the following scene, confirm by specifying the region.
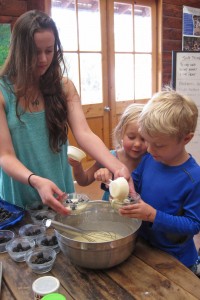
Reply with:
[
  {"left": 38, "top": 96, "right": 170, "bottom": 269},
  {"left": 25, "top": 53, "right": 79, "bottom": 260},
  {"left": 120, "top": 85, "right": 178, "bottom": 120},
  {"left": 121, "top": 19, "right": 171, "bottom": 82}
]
[
  {"left": 0, "top": 208, "right": 13, "bottom": 223},
  {"left": 0, "top": 237, "right": 11, "bottom": 244},
  {"left": 12, "top": 243, "right": 31, "bottom": 252}
]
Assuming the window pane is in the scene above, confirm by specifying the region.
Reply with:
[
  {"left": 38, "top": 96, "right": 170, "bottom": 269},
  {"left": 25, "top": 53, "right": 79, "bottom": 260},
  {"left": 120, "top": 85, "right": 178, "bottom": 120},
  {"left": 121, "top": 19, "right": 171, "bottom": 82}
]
[
  {"left": 135, "top": 54, "right": 152, "bottom": 99},
  {"left": 51, "top": 1, "right": 77, "bottom": 51},
  {"left": 134, "top": 6, "right": 152, "bottom": 52},
  {"left": 114, "top": 3, "right": 133, "bottom": 52},
  {"left": 115, "top": 54, "right": 134, "bottom": 101},
  {"left": 52, "top": 0, "right": 154, "bottom": 106},
  {"left": 63, "top": 53, "right": 80, "bottom": 94},
  {"left": 78, "top": 1, "right": 101, "bottom": 51},
  {"left": 80, "top": 53, "right": 102, "bottom": 104}
]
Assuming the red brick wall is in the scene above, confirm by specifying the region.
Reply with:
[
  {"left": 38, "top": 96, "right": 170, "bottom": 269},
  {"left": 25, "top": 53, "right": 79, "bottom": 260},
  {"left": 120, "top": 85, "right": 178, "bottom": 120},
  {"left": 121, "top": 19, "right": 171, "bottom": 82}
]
[{"left": 162, "top": 0, "right": 200, "bottom": 85}]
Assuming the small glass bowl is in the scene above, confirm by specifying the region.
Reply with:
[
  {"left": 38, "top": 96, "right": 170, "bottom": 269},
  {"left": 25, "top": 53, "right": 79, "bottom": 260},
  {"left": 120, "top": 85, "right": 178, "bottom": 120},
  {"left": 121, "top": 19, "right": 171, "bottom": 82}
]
[
  {"left": 30, "top": 210, "right": 57, "bottom": 225},
  {"left": 0, "top": 230, "right": 15, "bottom": 253},
  {"left": 6, "top": 236, "right": 35, "bottom": 262},
  {"left": 36, "top": 234, "right": 60, "bottom": 254},
  {"left": 61, "top": 193, "right": 90, "bottom": 215},
  {"left": 25, "top": 247, "right": 57, "bottom": 274},
  {"left": 110, "top": 194, "right": 141, "bottom": 213},
  {"left": 26, "top": 202, "right": 52, "bottom": 216},
  {"left": 19, "top": 224, "right": 46, "bottom": 241}
]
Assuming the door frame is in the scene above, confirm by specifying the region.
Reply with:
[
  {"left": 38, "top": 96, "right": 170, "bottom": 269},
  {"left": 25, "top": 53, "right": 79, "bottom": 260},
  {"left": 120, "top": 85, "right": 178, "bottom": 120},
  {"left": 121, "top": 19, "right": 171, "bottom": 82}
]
[{"left": 46, "top": 0, "right": 160, "bottom": 158}]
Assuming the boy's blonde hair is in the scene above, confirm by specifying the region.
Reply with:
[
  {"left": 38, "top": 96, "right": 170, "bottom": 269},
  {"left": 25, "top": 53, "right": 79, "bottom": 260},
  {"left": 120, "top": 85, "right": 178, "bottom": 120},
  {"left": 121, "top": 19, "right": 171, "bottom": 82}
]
[
  {"left": 138, "top": 89, "right": 198, "bottom": 139},
  {"left": 113, "top": 103, "right": 144, "bottom": 148}
]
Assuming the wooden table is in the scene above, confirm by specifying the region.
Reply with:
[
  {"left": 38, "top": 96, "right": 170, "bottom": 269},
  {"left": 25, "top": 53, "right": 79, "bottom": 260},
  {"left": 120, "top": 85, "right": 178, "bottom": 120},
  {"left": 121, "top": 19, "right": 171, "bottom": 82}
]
[{"left": 1, "top": 213, "right": 200, "bottom": 300}]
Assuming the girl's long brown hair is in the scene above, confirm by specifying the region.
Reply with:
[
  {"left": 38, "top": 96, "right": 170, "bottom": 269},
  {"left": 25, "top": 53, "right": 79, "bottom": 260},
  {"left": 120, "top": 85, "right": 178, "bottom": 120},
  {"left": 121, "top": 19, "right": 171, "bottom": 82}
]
[{"left": 0, "top": 10, "right": 68, "bottom": 152}]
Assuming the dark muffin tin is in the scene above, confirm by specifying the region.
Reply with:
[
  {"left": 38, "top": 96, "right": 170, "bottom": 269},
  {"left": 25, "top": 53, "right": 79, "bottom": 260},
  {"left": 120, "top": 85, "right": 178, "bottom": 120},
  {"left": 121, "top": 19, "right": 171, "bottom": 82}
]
[{"left": 0, "top": 197, "right": 24, "bottom": 229}]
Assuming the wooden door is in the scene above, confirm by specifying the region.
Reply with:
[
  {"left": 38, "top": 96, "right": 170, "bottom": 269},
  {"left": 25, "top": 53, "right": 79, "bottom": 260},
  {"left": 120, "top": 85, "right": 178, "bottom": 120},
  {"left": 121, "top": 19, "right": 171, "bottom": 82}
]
[
  {"left": 50, "top": 0, "right": 158, "bottom": 162},
  {"left": 106, "top": 0, "right": 157, "bottom": 135}
]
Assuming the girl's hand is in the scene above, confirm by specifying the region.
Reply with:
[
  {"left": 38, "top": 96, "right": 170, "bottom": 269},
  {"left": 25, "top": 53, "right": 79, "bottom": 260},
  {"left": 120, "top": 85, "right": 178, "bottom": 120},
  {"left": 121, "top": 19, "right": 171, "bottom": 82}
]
[
  {"left": 29, "top": 175, "right": 71, "bottom": 215},
  {"left": 119, "top": 198, "right": 156, "bottom": 222},
  {"left": 94, "top": 168, "right": 113, "bottom": 184}
]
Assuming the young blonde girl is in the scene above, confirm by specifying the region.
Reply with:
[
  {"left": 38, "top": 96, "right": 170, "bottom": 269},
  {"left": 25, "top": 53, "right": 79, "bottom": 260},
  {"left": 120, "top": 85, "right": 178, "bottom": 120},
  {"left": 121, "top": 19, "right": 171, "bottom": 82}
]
[{"left": 69, "top": 103, "right": 147, "bottom": 200}]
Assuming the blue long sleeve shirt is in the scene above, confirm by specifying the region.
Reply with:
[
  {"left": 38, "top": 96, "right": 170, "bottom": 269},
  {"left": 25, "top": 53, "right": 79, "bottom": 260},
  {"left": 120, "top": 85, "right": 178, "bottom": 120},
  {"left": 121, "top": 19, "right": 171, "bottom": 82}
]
[{"left": 132, "top": 153, "right": 200, "bottom": 267}]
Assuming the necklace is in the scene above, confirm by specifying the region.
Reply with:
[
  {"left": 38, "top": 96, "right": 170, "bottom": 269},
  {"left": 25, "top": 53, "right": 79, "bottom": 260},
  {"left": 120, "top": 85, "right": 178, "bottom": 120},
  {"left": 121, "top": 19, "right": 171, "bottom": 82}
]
[{"left": 31, "top": 96, "right": 40, "bottom": 106}]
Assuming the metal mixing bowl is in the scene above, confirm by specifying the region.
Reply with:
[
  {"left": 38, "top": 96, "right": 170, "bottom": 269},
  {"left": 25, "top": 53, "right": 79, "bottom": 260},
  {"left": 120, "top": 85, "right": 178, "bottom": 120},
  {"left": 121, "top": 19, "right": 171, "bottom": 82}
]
[{"left": 55, "top": 201, "right": 141, "bottom": 269}]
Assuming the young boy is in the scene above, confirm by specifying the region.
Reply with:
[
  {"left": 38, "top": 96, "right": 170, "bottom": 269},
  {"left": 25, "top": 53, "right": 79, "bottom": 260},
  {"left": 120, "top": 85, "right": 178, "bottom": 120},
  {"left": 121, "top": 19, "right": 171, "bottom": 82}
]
[{"left": 120, "top": 89, "right": 200, "bottom": 275}]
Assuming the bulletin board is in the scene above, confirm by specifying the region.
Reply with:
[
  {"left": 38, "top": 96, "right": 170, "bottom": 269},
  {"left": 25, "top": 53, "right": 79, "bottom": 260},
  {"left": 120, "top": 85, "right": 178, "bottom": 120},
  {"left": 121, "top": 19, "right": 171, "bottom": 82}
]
[{"left": 172, "top": 51, "right": 200, "bottom": 164}]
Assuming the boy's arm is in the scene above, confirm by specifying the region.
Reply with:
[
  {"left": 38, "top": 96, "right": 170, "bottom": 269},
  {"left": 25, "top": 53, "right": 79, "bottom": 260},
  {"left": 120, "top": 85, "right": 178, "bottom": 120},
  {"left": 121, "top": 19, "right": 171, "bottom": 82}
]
[{"left": 69, "top": 158, "right": 100, "bottom": 186}]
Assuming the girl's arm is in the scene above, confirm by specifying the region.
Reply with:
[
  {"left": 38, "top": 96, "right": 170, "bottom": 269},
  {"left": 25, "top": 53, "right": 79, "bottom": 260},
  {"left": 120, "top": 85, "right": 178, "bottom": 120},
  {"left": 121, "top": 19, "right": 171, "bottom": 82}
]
[
  {"left": 63, "top": 78, "right": 135, "bottom": 193},
  {"left": 68, "top": 158, "right": 100, "bottom": 186}
]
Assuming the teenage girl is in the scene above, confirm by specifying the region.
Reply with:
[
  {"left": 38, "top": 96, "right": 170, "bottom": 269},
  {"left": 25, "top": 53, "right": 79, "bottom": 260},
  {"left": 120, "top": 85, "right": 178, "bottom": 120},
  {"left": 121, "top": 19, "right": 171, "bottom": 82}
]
[{"left": 0, "top": 10, "right": 132, "bottom": 214}]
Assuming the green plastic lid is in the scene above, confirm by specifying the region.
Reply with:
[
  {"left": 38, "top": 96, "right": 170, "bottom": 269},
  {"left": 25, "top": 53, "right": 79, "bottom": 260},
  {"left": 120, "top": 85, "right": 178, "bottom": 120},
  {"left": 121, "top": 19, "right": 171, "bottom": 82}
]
[{"left": 41, "top": 293, "right": 66, "bottom": 300}]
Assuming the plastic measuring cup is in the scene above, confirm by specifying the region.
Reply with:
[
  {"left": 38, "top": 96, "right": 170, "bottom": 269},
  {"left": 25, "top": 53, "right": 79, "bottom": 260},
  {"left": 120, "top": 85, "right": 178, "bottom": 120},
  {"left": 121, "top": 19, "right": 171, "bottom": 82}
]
[{"left": 109, "top": 177, "right": 129, "bottom": 200}]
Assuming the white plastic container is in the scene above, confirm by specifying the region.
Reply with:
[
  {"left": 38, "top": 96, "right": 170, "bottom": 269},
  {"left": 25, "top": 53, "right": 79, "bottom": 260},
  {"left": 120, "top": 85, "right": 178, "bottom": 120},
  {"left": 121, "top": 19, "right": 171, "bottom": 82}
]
[
  {"left": 67, "top": 146, "right": 86, "bottom": 162},
  {"left": 32, "top": 276, "right": 60, "bottom": 300}
]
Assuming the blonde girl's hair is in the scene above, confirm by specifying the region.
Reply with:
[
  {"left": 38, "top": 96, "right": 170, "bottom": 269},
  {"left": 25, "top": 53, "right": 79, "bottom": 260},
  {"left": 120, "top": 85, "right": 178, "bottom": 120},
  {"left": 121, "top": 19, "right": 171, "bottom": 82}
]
[
  {"left": 138, "top": 88, "right": 198, "bottom": 139},
  {"left": 113, "top": 103, "right": 144, "bottom": 148}
]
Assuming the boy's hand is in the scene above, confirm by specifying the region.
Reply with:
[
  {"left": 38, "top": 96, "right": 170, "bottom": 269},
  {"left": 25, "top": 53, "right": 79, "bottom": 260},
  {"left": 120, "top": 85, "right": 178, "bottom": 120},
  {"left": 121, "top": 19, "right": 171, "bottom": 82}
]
[{"left": 119, "top": 198, "right": 156, "bottom": 222}]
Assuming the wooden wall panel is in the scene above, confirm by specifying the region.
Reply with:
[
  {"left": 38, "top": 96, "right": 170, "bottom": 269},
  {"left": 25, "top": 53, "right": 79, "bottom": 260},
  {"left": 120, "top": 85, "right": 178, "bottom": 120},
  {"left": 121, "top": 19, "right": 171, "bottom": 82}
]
[
  {"left": 0, "top": 0, "right": 27, "bottom": 17},
  {"left": 163, "top": 28, "right": 182, "bottom": 40},
  {"left": 0, "top": 0, "right": 45, "bottom": 26},
  {"left": 27, "top": 0, "right": 45, "bottom": 11},
  {"left": 162, "top": 0, "right": 200, "bottom": 86},
  {"left": 0, "top": 16, "right": 17, "bottom": 28},
  {"left": 163, "top": 3, "right": 183, "bottom": 18},
  {"left": 164, "top": 0, "right": 200, "bottom": 5}
]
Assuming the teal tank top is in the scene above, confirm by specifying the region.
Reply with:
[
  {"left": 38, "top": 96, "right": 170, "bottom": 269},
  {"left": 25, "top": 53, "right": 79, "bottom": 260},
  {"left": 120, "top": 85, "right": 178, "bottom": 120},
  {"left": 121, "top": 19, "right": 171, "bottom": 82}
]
[{"left": 0, "top": 79, "right": 74, "bottom": 208}]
